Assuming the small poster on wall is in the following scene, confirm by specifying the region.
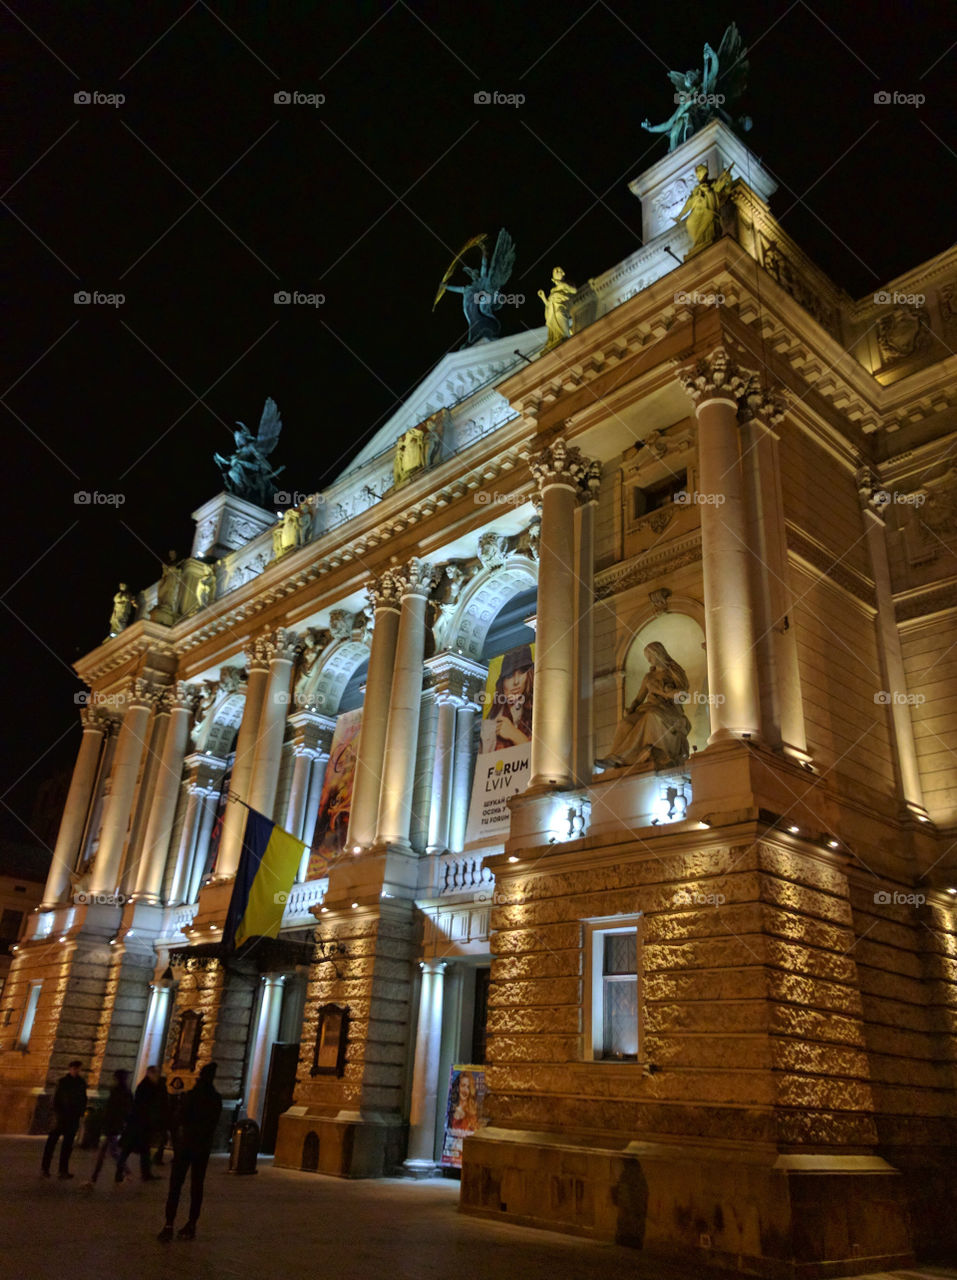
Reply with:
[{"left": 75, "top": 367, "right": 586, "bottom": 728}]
[
  {"left": 464, "top": 644, "right": 534, "bottom": 844},
  {"left": 440, "top": 1063, "right": 488, "bottom": 1169},
  {"left": 307, "top": 708, "right": 362, "bottom": 878}
]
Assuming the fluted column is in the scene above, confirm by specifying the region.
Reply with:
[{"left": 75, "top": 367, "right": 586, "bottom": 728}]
[
  {"left": 376, "top": 559, "right": 435, "bottom": 848},
  {"left": 740, "top": 391, "right": 810, "bottom": 762},
  {"left": 42, "top": 709, "right": 108, "bottom": 907},
  {"left": 858, "top": 469, "right": 928, "bottom": 820},
  {"left": 247, "top": 629, "right": 298, "bottom": 819},
  {"left": 245, "top": 976, "right": 284, "bottom": 1126},
  {"left": 528, "top": 439, "right": 594, "bottom": 788},
  {"left": 424, "top": 653, "right": 489, "bottom": 854},
  {"left": 90, "top": 680, "right": 157, "bottom": 897},
  {"left": 678, "top": 347, "right": 762, "bottom": 743},
  {"left": 216, "top": 639, "right": 272, "bottom": 879},
  {"left": 575, "top": 462, "right": 601, "bottom": 783},
  {"left": 448, "top": 680, "right": 485, "bottom": 855},
  {"left": 285, "top": 712, "right": 335, "bottom": 879},
  {"left": 348, "top": 573, "right": 402, "bottom": 850},
  {"left": 404, "top": 960, "right": 447, "bottom": 1175},
  {"left": 133, "top": 684, "right": 196, "bottom": 902}
]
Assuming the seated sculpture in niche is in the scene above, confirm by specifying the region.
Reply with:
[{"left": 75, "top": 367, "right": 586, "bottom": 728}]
[{"left": 597, "top": 641, "right": 692, "bottom": 771}]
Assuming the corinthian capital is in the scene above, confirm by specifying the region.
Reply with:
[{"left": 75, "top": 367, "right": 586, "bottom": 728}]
[
  {"left": 167, "top": 681, "right": 199, "bottom": 714},
  {"left": 367, "top": 570, "right": 403, "bottom": 612},
  {"left": 677, "top": 346, "right": 757, "bottom": 405},
  {"left": 264, "top": 627, "right": 299, "bottom": 664},
  {"left": 126, "top": 676, "right": 160, "bottom": 709},
  {"left": 392, "top": 556, "right": 436, "bottom": 598},
  {"left": 737, "top": 375, "right": 787, "bottom": 427},
  {"left": 527, "top": 437, "right": 593, "bottom": 492}
]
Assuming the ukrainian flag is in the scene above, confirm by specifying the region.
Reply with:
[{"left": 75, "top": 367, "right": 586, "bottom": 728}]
[{"left": 223, "top": 807, "right": 305, "bottom": 949}]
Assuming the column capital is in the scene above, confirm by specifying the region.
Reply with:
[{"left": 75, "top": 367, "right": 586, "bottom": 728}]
[
  {"left": 79, "top": 705, "right": 110, "bottom": 733},
  {"left": 289, "top": 709, "right": 336, "bottom": 754},
  {"left": 737, "top": 375, "right": 787, "bottom": 428},
  {"left": 527, "top": 437, "right": 595, "bottom": 493},
  {"left": 419, "top": 958, "right": 448, "bottom": 975},
  {"left": 367, "top": 570, "right": 403, "bottom": 613},
  {"left": 124, "top": 676, "right": 161, "bottom": 711},
  {"left": 162, "top": 681, "right": 200, "bottom": 715},
  {"left": 578, "top": 458, "right": 603, "bottom": 505},
  {"left": 424, "top": 651, "right": 488, "bottom": 705},
  {"left": 392, "top": 557, "right": 437, "bottom": 600},
  {"left": 677, "top": 345, "right": 757, "bottom": 407}
]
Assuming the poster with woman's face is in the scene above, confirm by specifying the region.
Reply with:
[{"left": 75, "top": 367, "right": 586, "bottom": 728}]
[
  {"left": 466, "top": 644, "right": 535, "bottom": 844},
  {"left": 307, "top": 708, "right": 362, "bottom": 877},
  {"left": 440, "top": 1064, "right": 488, "bottom": 1169}
]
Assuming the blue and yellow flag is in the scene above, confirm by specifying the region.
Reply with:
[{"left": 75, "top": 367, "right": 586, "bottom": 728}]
[{"left": 223, "top": 807, "right": 305, "bottom": 949}]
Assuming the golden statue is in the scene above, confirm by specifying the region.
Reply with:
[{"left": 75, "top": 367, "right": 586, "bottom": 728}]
[
  {"left": 675, "top": 163, "right": 734, "bottom": 255},
  {"left": 538, "top": 266, "right": 576, "bottom": 352}
]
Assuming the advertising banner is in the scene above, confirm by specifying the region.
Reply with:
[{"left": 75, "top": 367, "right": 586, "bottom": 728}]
[
  {"left": 465, "top": 643, "right": 534, "bottom": 843},
  {"left": 306, "top": 708, "right": 362, "bottom": 878},
  {"left": 440, "top": 1063, "right": 488, "bottom": 1169}
]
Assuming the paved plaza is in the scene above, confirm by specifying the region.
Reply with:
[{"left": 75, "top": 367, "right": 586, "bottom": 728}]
[{"left": 1, "top": 1138, "right": 953, "bottom": 1280}]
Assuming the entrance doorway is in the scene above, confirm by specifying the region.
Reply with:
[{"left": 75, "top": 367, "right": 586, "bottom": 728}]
[{"left": 260, "top": 1042, "right": 300, "bottom": 1154}]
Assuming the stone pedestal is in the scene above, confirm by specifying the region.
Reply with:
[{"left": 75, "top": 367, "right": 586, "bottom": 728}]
[
  {"left": 191, "top": 491, "right": 276, "bottom": 559},
  {"left": 628, "top": 118, "right": 777, "bottom": 243}
]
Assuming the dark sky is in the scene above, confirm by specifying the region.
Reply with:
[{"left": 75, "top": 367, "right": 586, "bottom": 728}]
[{"left": 2, "top": 0, "right": 954, "bottom": 850}]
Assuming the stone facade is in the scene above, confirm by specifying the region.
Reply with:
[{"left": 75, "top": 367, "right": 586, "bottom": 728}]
[{"left": 0, "top": 122, "right": 954, "bottom": 1276}]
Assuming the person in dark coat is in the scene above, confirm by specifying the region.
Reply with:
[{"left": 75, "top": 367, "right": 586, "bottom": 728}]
[
  {"left": 41, "top": 1060, "right": 88, "bottom": 1179},
  {"left": 84, "top": 1069, "right": 132, "bottom": 1188},
  {"left": 157, "top": 1062, "right": 222, "bottom": 1241},
  {"left": 151, "top": 1073, "right": 170, "bottom": 1166},
  {"left": 116, "top": 1065, "right": 161, "bottom": 1182}
]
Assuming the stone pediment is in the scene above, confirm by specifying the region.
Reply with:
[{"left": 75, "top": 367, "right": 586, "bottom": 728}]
[{"left": 340, "top": 328, "right": 544, "bottom": 478}]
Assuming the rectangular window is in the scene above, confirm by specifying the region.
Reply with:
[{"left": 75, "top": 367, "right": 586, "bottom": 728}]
[
  {"left": 586, "top": 919, "right": 642, "bottom": 1061},
  {"left": 0, "top": 908, "right": 23, "bottom": 955},
  {"left": 18, "top": 982, "right": 42, "bottom": 1050}
]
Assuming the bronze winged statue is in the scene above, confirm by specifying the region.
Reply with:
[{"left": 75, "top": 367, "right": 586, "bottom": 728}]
[
  {"left": 214, "top": 396, "right": 285, "bottom": 508},
  {"left": 642, "top": 23, "right": 753, "bottom": 152},
  {"left": 434, "top": 229, "right": 517, "bottom": 345}
]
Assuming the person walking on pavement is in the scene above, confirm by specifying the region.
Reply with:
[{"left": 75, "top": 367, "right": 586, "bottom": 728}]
[
  {"left": 116, "top": 1065, "right": 162, "bottom": 1183},
  {"left": 83, "top": 1069, "right": 132, "bottom": 1189},
  {"left": 41, "top": 1060, "right": 87, "bottom": 1179},
  {"left": 157, "top": 1062, "right": 222, "bottom": 1241}
]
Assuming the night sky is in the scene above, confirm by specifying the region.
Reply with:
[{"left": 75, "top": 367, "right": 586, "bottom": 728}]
[{"left": 2, "top": 0, "right": 954, "bottom": 852}]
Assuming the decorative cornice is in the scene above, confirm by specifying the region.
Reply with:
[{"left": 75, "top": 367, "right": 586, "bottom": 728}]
[
  {"left": 595, "top": 532, "right": 702, "bottom": 600},
  {"left": 786, "top": 524, "right": 876, "bottom": 606}
]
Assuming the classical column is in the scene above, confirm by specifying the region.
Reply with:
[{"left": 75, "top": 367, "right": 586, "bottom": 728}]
[
  {"left": 134, "top": 980, "right": 173, "bottom": 1082},
  {"left": 285, "top": 712, "right": 334, "bottom": 879},
  {"left": 90, "top": 680, "right": 157, "bottom": 897},
  {"left": 187, "top": 788, "right": 220, "bottom": 903},
  {"left": 404, "top": 959, "right": 447, "bottom": 1176},
  {"left": 216, "top": 638, "right": 272, "bottom": 879},
  {"left": 245, "top": 975, "right": 284, "bottom": 1126},
  {"left": 858, "top": 469, "right": 928, "bottom": 820},
  {"left": 740, "top": 392, "right": 810, "bottom": 762},
  {"left": 528, "top": 438, "right": 595, "bottom": 788},
  {"left": 347, "top": 573, "right": 402, "bottom": 850},
  {"left": 375, "top": 559, "right": 435, "bottom": 848},
  {"left": 575, "top": 462, "right": 601, "bottom": 783},
  {"left": 133, "top": 685, "right": 196, "bottom": 902},
  {"left": 42, "top": 708, "right": 108, "bottom": 907},
  {"left": 247, "top": 629, "right": 298, "bottom": 819},
  {"left": 678, "top": 347, "right": 761, "bottom": 743},
  {"left": 448, "top": 680, "right": 485, "bottom": 855},
  {"left": 425, "top": 653, "right": 489, "bottom": 854}
]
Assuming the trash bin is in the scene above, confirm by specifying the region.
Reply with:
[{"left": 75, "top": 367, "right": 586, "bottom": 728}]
[{"left": 229, "top": 1119, "right": 260, "bottom": 1174}]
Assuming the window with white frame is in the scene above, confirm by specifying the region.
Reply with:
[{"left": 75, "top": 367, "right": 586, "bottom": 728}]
[
  {"left": 586, "top": 918, "right": 642, "bottom": 1061},
  {"left": 17, "top": 981, "right": 42, "bottom": 1050}
]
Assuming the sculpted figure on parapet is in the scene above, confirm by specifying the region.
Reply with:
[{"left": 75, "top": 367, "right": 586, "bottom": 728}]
[{"left": 108, "top": 583, "right": 136, "bottom": 636}]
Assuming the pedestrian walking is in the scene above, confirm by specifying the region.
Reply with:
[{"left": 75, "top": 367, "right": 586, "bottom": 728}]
[
  {"left": 83, "top": 1069, "right": 133, "bottom": 1189},
  {"left": 157, "top": 1062, "right": 222, "bottom": 1241},
  {"left": 116, "top": 1065, "right": 162, "bottom": 1183},
  {"left": 40, "top": 1060, "right": 87, "bottom": 1179}
]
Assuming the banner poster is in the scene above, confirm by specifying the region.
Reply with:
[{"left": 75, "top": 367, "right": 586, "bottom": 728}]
[
  {"left": 440, "top": 1063, "right": 488, "bottom": 1169},
  {"left": 465, "top": 643, "right": 535, "bottom": 844},
  {"left": 306, "top": 708, "right": 362, "bottom": 878},
  {"left": 205, "top": 753, "right": 234, "bottom": 877}
]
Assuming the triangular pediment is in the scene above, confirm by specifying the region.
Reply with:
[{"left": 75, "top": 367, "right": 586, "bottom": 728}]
[{"left": 340, "top": 328, "right": 545, "bottom": 478}]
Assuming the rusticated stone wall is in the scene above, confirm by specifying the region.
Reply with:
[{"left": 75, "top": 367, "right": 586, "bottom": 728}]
[
  {"left": 294, "top": 903, "right": 415, "bottom": 1117},
  {"left": 164, "top": 961, "right": 254, "bottom": 1101},
  {"left": 485, "top": 833, "right": 952, "bottom": 1154}
]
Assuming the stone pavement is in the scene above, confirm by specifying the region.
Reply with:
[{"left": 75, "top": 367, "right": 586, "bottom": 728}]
[{"left": 1, "top": 1138, "right": 954, "bottom": 1280}]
